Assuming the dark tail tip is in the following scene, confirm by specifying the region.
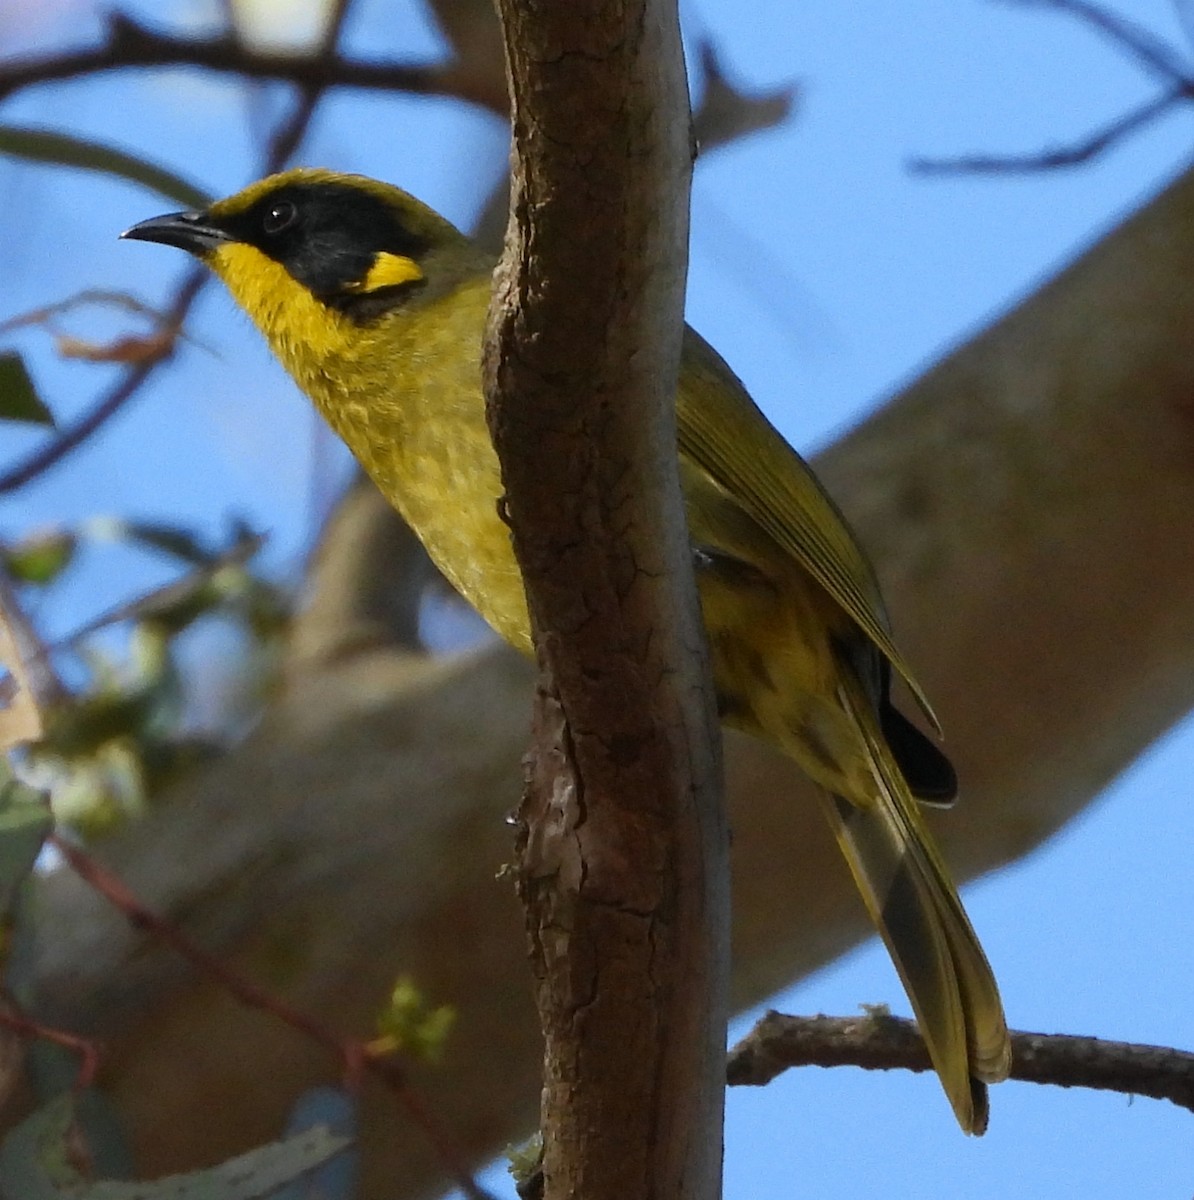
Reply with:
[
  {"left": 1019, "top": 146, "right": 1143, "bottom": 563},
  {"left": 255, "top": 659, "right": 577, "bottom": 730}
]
[{"left": 881, "top": 701, "right": 958, "bottom": 805}]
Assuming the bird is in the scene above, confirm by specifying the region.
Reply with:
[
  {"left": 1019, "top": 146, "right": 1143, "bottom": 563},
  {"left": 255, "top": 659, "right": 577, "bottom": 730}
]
[{"left": 123, "top": 167, "right": 1011, "bottom": 1132}]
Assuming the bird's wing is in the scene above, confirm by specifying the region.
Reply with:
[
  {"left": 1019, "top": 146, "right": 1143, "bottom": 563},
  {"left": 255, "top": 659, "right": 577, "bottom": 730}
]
[{"left": 677, "top": 327, "right": 940, "bottom": 732}]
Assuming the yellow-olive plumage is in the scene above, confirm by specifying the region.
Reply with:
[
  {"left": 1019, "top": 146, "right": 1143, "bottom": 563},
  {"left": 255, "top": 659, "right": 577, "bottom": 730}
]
[{"left": 123, "top": 168, "right": 1010, "bottom": 1131}]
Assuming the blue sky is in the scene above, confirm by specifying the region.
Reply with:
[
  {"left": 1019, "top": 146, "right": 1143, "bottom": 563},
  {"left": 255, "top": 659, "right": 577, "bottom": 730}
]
[{"left": 4, "top": 0, "right": 1194, "bottom": 1196}]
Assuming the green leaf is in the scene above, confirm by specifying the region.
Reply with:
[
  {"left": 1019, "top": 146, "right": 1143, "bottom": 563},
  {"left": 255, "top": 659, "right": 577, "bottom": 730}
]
[
  {"left": 22, "top": 1045, "right": 135, "bottom": 1178},
  {"left": 0, "top": 765, "right": 51, "bottom": 918},
  {"left": 43, "top": 694, "right": 147, "bottom": 758},
  {"left": 375, "top": 976, "right": 456, "bottom": 1063},
  {"left": 2, "top": 532, "right": 76, "bottom": 586},
  {"left": 0, "top": 1093, "right": 351, "bottom": 1199},
  {"left": 0, "top": 126, "right": 212, "bottom": 211},
  {"left": 0, "top": 354, "right": 53, "bottom": 427},
  {"left": 121, "top": 521, "right": 216, "bottom": 566},
  {"left": 507, "top": 1132, "right": 544, "bottom": 1197}
]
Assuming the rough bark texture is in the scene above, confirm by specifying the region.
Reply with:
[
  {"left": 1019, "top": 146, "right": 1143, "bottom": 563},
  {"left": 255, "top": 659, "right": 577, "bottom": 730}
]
[
  {"left": 483, "top": 4, "right": 727, "bottom": 1198},
  {"left": 21, "top": 163, "right": 1194, "bottom": 1199}
]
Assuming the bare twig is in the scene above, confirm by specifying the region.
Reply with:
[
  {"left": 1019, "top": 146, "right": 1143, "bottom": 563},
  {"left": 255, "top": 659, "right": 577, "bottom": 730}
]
[
  {"left": 49, "top": 834, "right": 497, "bottom": 1200},
  {"left": 0, "top": 289, "right": 201, "bottom": 365},
  {"left": 49, "top": 834, "right": 346, "bottom": 1056},
  {"left": 0, "top": 11, "right": 505, "bottom": 114},
  {"left": 0, "top": 271, "right": 205, "bottom": 494},
  {"left": 1001, "top": 0, "right": 1194, "bottom": 83},
  {"left": 911, "top": 85, "right": 1187, "bottom": 174},
  {"left": 0, "top": 290, "right": 175, "bottom": 337},
  {"left": 913, "top": 0, "right": 1194, "bottom": 175},
  {"left": 0, "top": 1, "right": 357, "bottom": 495},
  {"left": 0, "top": 1007, "right": 99, "bottom": 1091},
  {"left": 47, "top": 529, "right": 264, "bottom": 655},
  {"left": 261, "top": 0, "right": 352, "bottom": 170},
  {"left": 727, "top": 1012, "right": 1194, "bottom": 1113}
]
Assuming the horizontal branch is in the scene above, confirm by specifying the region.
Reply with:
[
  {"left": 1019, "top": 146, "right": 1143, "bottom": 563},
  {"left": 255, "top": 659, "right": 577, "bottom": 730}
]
[
  {"left": 727, "top": 1012, "right": 1194, "bottom": 1113},
  {"left": 0, "top": 12, "right": 505, "bottom": 113}
]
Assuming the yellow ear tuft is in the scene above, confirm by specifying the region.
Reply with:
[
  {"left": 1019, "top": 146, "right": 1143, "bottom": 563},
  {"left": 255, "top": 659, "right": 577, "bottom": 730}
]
[{"left": 350, "top": 251, "right": 424, "bottom": 293}]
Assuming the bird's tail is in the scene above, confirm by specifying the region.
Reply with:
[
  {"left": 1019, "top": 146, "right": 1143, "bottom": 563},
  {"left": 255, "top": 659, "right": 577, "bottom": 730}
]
[{"left": 816, "top": 674, "right": 1011, "bottom": 1133}]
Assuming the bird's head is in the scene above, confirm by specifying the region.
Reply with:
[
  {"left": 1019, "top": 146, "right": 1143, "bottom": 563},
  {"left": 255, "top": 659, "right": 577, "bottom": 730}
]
[{"left": 122, "top": 168, "right": 482, "bottom": 331}]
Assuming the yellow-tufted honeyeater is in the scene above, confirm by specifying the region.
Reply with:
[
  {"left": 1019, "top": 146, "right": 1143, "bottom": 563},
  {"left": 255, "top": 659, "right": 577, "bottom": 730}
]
[{"left": 123, "top": 168, "right": 1010, "bottom": 1132}]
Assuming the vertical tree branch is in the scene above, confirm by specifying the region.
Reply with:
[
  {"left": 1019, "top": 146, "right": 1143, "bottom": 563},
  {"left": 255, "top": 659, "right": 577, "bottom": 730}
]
[{"left": 483, "top": 5, "right": 728, "bottom": 1200}]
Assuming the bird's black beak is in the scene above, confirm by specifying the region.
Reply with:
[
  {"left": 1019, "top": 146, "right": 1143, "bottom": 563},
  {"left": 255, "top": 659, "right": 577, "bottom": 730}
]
[{"left": 120, "top": 211, "right": 230, "bottom": 256}]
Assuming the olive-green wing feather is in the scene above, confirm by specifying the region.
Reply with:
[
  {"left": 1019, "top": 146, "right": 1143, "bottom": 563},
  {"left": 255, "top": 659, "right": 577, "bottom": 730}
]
[
  {"left": 677, "top": 327, "right": 941, "bottom": 732},
  {"left": 825, "top": 668, "right": 1011, "bottom": 1132}
]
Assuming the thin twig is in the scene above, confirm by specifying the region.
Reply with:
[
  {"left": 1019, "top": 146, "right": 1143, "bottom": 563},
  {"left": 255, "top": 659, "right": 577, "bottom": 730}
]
[
  {"left": 727, "top": 1011, "right": 1194, "bottom": 1112},
  {"left": 913, "top": 0, "right": 1194, "bottom": 175},
  {"left": 0, "top": 1, "right": 357, "bottom": 494},
  {"left": 46, "top": 530, "right": 264, "bottom": 654},
  {"left": 0, "top": 271, "right": 206, "bottom": 494},
  {"left": 910, "top": 85, "right": 1188, "bottom": 174},
  {"left": 0, "top": 12, "right": 505, "bottom": 113},
  {"left": 0, "top": 289, "right": 175, "bottom": 336},
  {"left": 48, "top": 835, "right": 347, "bottom": 1056},
  {"left": 0, "top": 1007, "right": 100, "bottom": 1091},
  {"left": 1175, "top": 0, "right": 1194, "bottom": 55},
  {"left": 49, "top": 834, "right": 497, "bottom": 1200},
  {"left": 1000, "top": 0, "right": 1194, "bottom": 84},
  {"left": 261, "top": 0, "right": 352, "bottom": 171}
]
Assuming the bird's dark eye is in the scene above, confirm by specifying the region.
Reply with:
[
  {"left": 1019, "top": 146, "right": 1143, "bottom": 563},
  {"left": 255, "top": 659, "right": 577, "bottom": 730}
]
[{"left": 262, "top": 200, "right": 298, "bottom": 235}]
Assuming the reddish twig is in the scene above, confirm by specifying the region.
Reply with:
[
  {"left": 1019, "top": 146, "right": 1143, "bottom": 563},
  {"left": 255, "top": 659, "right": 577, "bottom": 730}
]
[
  {"left": 49, "top": 834, "right": 346, "bottom": 1057},
  {"left": 727, "top": 1011, "right": 1194, "bottom": 1112},
  {"left": 0, "top": 270, "right": 206, "bottom": 494},
  {"left": 0, "top": 1007, "right": 100, "bottom": 1091},
  {"left": 48, "top": 834, "right": 496, "bottom": 1200}
]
